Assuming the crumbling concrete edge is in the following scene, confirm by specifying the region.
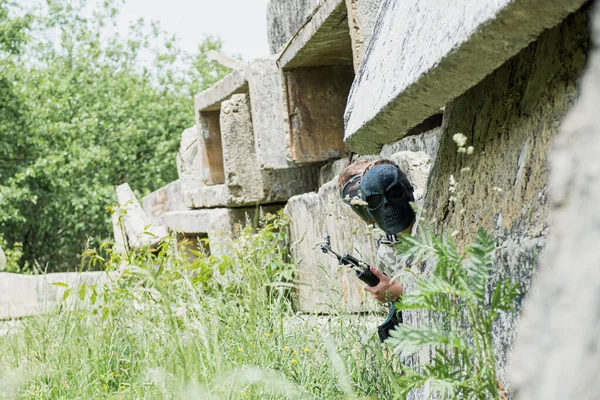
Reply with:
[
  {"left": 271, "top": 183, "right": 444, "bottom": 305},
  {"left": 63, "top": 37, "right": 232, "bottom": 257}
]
[{"left": 344, "top": 0, "right": 588, "bottom": 154}]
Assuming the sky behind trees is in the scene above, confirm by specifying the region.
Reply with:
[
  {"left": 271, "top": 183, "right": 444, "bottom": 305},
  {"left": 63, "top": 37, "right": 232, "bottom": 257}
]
[{"left": 117, "top": 0, "right": 270, "bottom": 61}]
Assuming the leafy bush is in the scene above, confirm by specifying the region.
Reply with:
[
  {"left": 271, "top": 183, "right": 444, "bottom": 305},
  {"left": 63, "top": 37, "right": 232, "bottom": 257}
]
[
  {"left": 0, "top": 0, "right": 230, "bottom": 271},
  {"left": 387, "top": 227, "right": 520, "bottom": 399}
]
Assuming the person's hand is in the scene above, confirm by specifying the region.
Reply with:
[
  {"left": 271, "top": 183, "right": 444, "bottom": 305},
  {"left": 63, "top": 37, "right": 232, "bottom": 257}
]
[{"left": 363, "top": 266, "right": 403, "bottom": 303}]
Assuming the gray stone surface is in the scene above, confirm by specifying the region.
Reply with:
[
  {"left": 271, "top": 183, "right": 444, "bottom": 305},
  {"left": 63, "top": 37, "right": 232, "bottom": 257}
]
[
  {"left": 0, "top": 272, "right": 109, "bottom": 320},
  {"left": 419, "top": 9, "right": 589, "bottom": 392},
  {"left": 221, "top": 94, "right": 264, "bottom": 204},
  {"left": 114, "top": 183, "right": 168, "bottom": 250},
  {"left": 276, "top": 0, "right": 353, "bottom": 69},
  {"left": 177, "top": 127, "right": 204, "bottom": 195},
  {"left": 267, "top": 0, "right": 320, "bottom": 55},
  {"left": 345, "top": 0, "right": 383, "bottom": 69},
  {"left": 380, "top": 127, "right": 442, "bottom": 164},
  {"left": 142, "top": 180, "right": 185, "bottom": 227},
  {"left": 344, "top": 0, "right": 588, "bottom": 154},
  {"left": 194, "top": 69, "right": 248, "bottom": 113},
  {"left": 165, "top": 205, "right": 281, "bottom": 238},
  {"left": 247, "top": 57, "right": 289, "bottom": 170},
  {"left": 318, "top": 159, "right": 348, "bottom": 187},
  {"left": 186, "top": 184, "right": 229, "bottom": 209},
  {"left": 510, "top": 4, "right": 600, "bottom": 399}
]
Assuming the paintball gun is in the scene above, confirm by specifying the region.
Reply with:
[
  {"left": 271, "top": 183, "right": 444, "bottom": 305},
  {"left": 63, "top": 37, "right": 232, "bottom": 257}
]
[{"left": 317, "top": 235, "right": 401, "bottom": 342}]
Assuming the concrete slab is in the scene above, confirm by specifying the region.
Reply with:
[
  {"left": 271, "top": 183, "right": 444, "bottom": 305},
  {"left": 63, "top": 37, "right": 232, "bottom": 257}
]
[
  {"left": 277, "top": 0, "right": 354, "bottom": 70},
  {"left": 344, "top": 0, "right": 588, "bottom": 154},
  {"left": 221, "top": 94, "right": 263, "bottom": 204},
  {"left": 267, "top": 0, "right": 320, "bottom": 54},
  {"left": 164, "top": 205, "right": 284, "bottom": 236},
  {"left": 345, "top": 0, "right": 384, "bottom": 69},
  {"left": 142, "top": 180, "right": 184, "bottom": 227},
  {"left": 248, "top": 57, "right": 289, "bottom": 170},
  {"left": 0, "top": 272, "right": 109, "bottom": 320},
  {"left": 185, "top": 184, "right": 229, "bottom": 209},
  {"left": 177, "top": 127, "right": 205, "bottom": 195},
  {"left": 114, "top": 183, "right": 168, "bottom": 249},
  {"left": 194, "top": 69, "right": 248, "bottom": 113}
]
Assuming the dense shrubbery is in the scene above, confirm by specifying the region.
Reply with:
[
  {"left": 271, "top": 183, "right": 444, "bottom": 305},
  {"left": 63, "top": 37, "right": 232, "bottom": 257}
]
[{"left": 0, "top": 0, "right": 230, "bottom": 271}]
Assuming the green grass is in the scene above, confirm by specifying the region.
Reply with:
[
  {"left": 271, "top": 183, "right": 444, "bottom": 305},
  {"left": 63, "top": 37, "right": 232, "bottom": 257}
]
[{"left": 0, "top": 212, "right": 399, "bottom": 399}]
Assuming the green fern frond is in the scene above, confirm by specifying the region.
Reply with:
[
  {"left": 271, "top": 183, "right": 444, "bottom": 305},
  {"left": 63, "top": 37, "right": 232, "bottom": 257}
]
[
  {"left": 386, "top": 324, "right": 467, "bottom": 356},
  {"left": 465, "top": 228, "right": 496, "bottom": 302}
]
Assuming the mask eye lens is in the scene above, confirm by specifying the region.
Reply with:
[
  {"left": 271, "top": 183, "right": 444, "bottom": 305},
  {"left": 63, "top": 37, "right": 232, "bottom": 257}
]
[
  {"left": 366, "top": 195, "right": 382, "bottom": 209},
  {"left": 387, "top": 186, "right": 405, "bottom": 199}
]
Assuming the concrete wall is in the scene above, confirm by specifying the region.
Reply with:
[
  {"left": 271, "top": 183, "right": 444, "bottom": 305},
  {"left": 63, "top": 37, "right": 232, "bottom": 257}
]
[
  {"left": 511, "top": 4, "right": 600, "bottom": 399},
  {"left": 267, "top": 0, "right": 320, "bottom": 54},
  {"left": 418, "top": 7, "right": 590, "bottom": 389}
]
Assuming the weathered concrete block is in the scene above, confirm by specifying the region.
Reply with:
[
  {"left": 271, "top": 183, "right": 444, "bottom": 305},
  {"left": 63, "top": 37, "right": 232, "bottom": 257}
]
[
  {"left": 345, "top": 0, "right": 384, "bottom": 69},
  {"left": 276, "top": 0, "right": 353, "bottom": 69},
  {"left": 186, "top": 184, "right": 229, "bottom": 209},
  {"left": 248, "top": 57, "right": 289, "bottom": 170},
  {"left": 380, "top": 127, "right": 442, "bottom": 164},
  {"left": 164, "top": 205, "right": 284, "bottom": 257},
  {"left": 177, "top": 127, "right": 203, "bottom": 192},
  {"left": 221, "top": 94, "right": 263, "bottom": 204},
  {"left": 318, "top": 159, "right": 349, "bottom": 187},
  {"left": 194, "top": 69, "right": 248, "bottom": 113},
  {"left": 283, "top": 65, "right": 354, "bottom": 164},
  {"left": 344, "top": 0, "right": 588, "bottom": 154},
  {"left": 0, "top": 272, "right": 110, "bottom": 320},
  {"left": 114, "top": 183, "right": 168, "bottom": 250},
  {"left": 267, "top": 0, "right": 320, "bottom": 54},
  {"left": 511, "top": 4, "right": 600, "bottom": 399},
  {"left": 142, "top": 180, "right": 184, "bottom": 227},
  {"left": 418, "top": 9, "right": 589, "bottom": 391}
]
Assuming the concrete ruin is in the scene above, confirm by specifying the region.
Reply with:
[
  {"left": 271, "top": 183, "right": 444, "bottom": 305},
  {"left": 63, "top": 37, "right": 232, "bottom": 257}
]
[{"left": 108, "top": 0, "right": 599, "bottom": 397}]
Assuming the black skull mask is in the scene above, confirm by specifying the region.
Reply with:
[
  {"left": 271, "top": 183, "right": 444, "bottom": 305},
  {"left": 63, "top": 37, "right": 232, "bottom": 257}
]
[{"left": 360, "top": 164, "right": 415, "bottom": 235}]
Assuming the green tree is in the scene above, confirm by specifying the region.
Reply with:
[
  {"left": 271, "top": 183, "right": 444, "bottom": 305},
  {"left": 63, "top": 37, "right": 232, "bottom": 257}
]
[{"left": 0, "top": 0, "right": 230, "bottom": 271}]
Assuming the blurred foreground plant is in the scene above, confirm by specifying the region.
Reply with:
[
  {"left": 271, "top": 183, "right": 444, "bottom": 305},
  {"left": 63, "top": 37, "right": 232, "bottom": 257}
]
[{"left": 387, "top": 227, "right": 519, "bottom": 399}]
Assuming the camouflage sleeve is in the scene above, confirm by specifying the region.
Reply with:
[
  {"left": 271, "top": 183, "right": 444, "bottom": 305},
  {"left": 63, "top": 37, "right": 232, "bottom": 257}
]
[{"left": 376, "top": 242, "right": 403, "bottom": 277}]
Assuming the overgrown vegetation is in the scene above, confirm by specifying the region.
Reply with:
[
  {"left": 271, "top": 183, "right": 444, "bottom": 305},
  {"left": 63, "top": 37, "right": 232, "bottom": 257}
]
[
  {"left": 0, "top": 0, "right": 230, "bottom": 271},
  {"left": 0, "top": 211, "right": 519, "bottom": 399},
  {"left": 0, "top": 212, "right": 399, "bottom": 399}
]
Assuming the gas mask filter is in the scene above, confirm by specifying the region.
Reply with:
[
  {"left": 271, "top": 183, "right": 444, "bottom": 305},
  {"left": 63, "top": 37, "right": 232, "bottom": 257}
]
[{"left": 359, "top": 164, "right": 415, "bottom": 235}]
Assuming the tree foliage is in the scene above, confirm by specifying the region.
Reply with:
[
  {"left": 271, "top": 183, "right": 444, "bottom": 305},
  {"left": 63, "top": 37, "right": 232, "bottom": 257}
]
[{"left": 0, "top": 0, "right": 230, "bottom": 271}]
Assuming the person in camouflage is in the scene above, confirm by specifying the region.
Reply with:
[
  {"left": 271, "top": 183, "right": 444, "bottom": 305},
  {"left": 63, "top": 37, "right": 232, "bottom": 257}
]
[{"left": 338, "top": 159, "right": 416, "bottom": 303}]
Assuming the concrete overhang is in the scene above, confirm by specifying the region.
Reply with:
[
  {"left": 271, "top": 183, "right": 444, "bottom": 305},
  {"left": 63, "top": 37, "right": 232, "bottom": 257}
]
[
  {"left": 344, "top": 0, "right": 589, "bottom": 154},
  {"left": 276, "top": 0, "right": 354, "bottom": 70},
  {"left": 194, "top": 68, "right": 249, "bottom": 112}
]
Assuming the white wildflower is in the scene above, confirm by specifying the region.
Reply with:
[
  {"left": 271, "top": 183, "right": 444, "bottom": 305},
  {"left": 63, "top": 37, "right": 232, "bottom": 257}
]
[
  {"left": 449, "top": 175, "right": 456, "bottom": 186},
  {"left": 466, "top": 146, "right": 475, "bottom": 155},
  {"left": 457, "top": 147, "right": 467, "bottom": 154},
  {"left": 350, "top": 196, "right": 369, "bottom": 206},
  {"left": 453, "top": 133, "right": 468, "bottom": 148}
]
